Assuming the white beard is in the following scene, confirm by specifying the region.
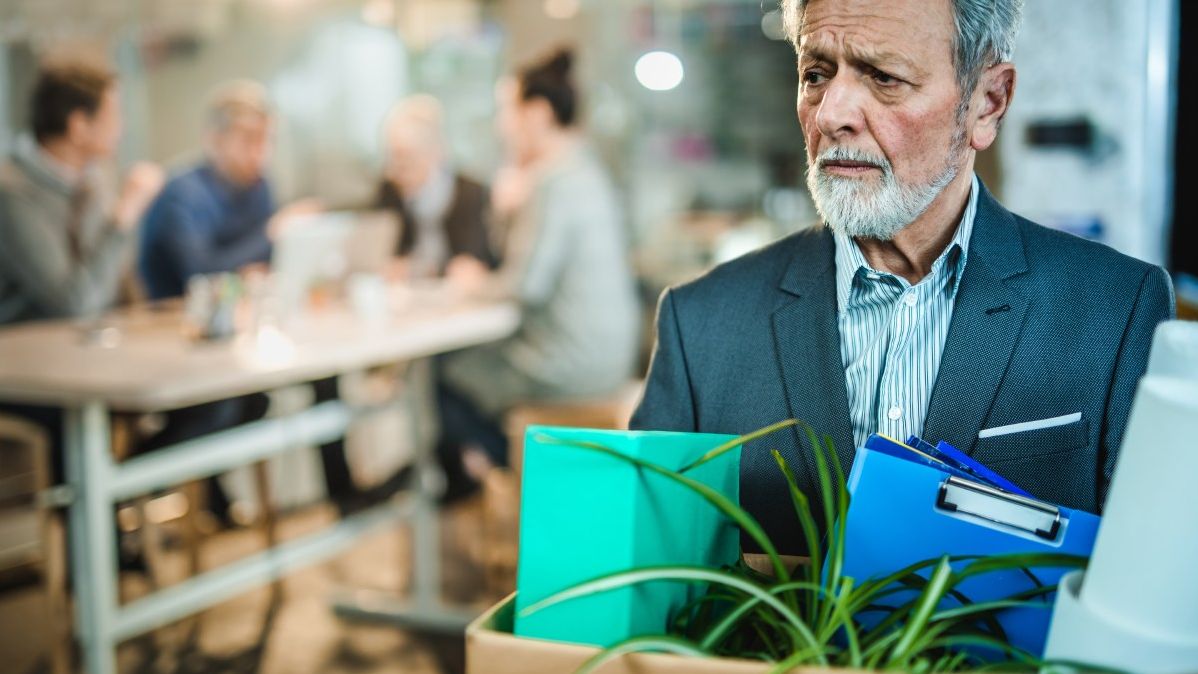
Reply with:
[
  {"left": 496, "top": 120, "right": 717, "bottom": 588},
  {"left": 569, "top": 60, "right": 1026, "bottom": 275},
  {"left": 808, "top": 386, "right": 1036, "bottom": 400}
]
[{"left": 806, "top": 145, "right": 959, "bottom": 241}]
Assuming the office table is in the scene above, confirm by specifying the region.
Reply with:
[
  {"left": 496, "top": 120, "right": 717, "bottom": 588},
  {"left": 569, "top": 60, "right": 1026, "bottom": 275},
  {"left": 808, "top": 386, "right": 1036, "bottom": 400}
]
[{"left": 0, "top": 287, "right": 520, "bottom": 674}]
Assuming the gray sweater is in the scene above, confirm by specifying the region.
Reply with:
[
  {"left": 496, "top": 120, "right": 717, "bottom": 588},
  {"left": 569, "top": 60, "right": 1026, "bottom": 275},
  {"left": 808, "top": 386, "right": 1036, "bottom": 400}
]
[
  {"left": 487, "top": 144, "right": 640, "bottom": 395},
  {"left": 0, "top": 136, "right": 131, "bottom": 325}
]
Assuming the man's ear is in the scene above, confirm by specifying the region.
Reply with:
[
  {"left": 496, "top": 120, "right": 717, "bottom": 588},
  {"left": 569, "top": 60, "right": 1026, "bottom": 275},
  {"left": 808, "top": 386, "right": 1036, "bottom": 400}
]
[
  {"left": 65, "top": 109, "right": 92, "bottom": 145},
  {"left": 969, "top": 63, "right": 1016, "bottom": 152}
]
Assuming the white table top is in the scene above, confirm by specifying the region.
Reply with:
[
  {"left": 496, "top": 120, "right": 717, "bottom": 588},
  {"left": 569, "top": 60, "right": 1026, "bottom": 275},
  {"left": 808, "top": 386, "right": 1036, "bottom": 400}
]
[{"left": 0, "top": 286, "right": 519, "bottom": 412}]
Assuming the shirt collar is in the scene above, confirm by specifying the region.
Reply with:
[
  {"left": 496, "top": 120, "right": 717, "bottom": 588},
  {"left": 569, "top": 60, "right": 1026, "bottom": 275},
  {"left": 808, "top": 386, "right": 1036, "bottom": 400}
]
[
  {"left": 834, "top": 173, "right": 979, "bottom": 310},
  {"left": 408, "top": 165, "right": 454, "bottom": 223}
]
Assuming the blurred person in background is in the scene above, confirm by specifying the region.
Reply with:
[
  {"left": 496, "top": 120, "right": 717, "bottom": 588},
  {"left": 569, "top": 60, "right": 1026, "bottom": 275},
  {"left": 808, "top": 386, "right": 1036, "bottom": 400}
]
[
  {"left": 435, "top": 48, "right": 640, "bottom": 500},
  {"left": 0, "top": 60, "right": 162, "bottom": 479},
  {"left": 375, "top": 95, "right": 496, "bottom": 278},
  {"left": 0, "top": 61, "right": 162, "bottom": 324},
  {"left": 139, "top": 80, "right": 315, "bottom": 300},
  {"left": 137, "top": 81, "right": 373, "bottom": 520}
]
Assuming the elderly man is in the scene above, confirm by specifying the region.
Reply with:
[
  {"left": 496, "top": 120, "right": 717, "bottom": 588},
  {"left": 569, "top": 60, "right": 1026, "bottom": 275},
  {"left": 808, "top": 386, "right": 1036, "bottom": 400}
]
[
  {"left": 631, "top": 0, "right": 1174, "bottom": 554},
  {"left": 374, "top": 95, "right": 495, "bottom": 278}
]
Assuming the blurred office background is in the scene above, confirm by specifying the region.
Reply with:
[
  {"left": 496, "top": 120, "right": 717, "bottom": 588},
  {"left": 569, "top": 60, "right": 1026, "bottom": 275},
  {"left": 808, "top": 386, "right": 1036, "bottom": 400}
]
[
  {"left": 0, "top": 0, "right": 1192, "bottom": 673},
  {"left": 0, "top": 0, "right": 1192, "bottom": 279}
]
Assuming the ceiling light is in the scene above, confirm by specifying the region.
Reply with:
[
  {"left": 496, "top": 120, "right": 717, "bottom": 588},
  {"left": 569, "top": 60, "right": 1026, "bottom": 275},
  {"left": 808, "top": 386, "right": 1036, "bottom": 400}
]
[{"left": 635, "top": 50, "right": 684, "bottom": 92}]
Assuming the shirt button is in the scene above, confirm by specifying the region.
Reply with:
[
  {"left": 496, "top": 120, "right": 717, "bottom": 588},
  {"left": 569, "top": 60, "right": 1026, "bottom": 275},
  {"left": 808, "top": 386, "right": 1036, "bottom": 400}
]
[
  {"left": 887, "top": 406, "right": 903, "bottom": 420},
  {"left": 903, "top": 293, "right": 917, "bottom": 307}
]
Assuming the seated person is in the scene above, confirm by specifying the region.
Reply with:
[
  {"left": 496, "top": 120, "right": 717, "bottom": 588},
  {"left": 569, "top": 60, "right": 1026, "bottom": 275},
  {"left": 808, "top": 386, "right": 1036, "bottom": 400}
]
[
  {"left": 0, "top": 62, "right": 162, "bottom": 323},
  {"left": 0, "top": 60, "right": 162, "bottom": 478},
  {"left": 139, "top": 81, "right": 311, "bottom": 299},
  {"left": 137, "top": 81, "right": 373, "bottom": 517},
  {"left": 630, "top": 0, "right": 1175, "bottom": 554},
  {"left": 375, "top": 95, "right": 496, "bottom": 278},
  {"left": 435, "top": 49, "right": 641, "bottom": 499}
]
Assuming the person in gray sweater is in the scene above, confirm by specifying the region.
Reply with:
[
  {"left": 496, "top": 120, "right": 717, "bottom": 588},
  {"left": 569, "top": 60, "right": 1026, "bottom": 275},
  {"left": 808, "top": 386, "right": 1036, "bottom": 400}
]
[
  {"left": 0, "top": 62, "right": 162, "bottom": 325},
  {"left": 0, "top": 61, "right": 161, "bottom": 484},
  {"left": 434, "top": 49, "right": 640, "bottom": 499}
]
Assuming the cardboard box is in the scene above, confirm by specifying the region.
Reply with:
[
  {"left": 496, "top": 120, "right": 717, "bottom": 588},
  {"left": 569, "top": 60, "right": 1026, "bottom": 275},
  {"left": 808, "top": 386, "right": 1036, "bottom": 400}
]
[
  {"left": 469, "top": 595, "right": 1004, "bottom": 674},
  {"left": 468, "top": 594, "right": 786, "bottom": 674}
]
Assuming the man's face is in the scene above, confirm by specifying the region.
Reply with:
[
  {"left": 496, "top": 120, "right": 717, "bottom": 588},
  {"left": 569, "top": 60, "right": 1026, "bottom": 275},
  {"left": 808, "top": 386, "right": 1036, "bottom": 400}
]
[
  {"left": 72, "top": 86, "right": 122, "bottom": 161},
  {"left": 209, "top": 112, "right": 272, "bottom": 187},
  {"left": 385, "top": 125, "right": 438, "bottom": 198},
  {"left": 796, "top": 0, "right": 968, "bottom": 240}
]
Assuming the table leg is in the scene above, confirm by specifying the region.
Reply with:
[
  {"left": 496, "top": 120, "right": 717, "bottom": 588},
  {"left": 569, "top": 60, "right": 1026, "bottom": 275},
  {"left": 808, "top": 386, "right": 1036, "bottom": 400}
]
[
  {"left": 65, "top": 402, "right": 118, "bottom": 674},
  {"left": 332, "top": 358, "right": 477, "bottom": 632},
  {"left": 409, "top": 358, "right": 441, "bottom": 611}
]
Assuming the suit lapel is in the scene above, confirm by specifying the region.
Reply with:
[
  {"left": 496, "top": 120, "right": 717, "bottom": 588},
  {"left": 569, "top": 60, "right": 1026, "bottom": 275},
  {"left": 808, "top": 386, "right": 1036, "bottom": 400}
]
[
  {"left": 923, "top": 185, "right": 1030, "bottom": 454},
  {"left": 771, "top": 229, "right": 857, "bottom": 476}
]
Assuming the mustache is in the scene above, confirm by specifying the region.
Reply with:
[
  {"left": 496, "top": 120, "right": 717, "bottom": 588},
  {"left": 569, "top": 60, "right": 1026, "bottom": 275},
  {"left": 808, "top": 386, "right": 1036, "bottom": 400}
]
[{"left": 814, "top": 146, "right": 892, "bottom": 173}]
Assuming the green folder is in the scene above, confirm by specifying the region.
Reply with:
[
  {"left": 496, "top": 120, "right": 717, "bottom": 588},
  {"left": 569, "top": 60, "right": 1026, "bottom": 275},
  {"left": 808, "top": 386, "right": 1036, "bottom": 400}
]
[{"left": 514, "top": 426, "right": 742, "bottom": 647}]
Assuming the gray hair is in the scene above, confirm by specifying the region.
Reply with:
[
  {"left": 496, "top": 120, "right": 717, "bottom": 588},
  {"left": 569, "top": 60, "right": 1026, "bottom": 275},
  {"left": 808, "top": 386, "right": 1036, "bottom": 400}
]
[
  {"left": 205, "top": 79, "right": 272, "bottom": 132},
  {"left": 782, "top": 0, "right": 1023, "bottom": 101}
]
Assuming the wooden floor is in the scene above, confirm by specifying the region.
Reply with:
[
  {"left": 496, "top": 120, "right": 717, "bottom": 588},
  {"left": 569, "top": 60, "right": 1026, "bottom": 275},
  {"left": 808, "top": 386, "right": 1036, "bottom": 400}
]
[{"left": 0, "top": 494, "right": 511, "bottom": 674}]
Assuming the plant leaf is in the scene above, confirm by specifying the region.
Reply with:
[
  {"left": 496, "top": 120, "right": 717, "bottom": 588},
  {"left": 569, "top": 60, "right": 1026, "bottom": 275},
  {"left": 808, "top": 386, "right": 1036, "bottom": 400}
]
[
  {"left": 698, "top": 579, "right": 827, "bottom": 652},
  {"left": 678, "top": 419, "right": 800, "bottom": 473},
  {"left": 519, "top": 565, "right": 824, "bottom": 660},
  {"left": 573, "top": 635, "right": 708, "bottom": 674},
  {"left": 888, "top": 556, "right": 954, "bottom": 661},
  {"left": 771, "top": 450, "right": 823, "bottom": 623}
]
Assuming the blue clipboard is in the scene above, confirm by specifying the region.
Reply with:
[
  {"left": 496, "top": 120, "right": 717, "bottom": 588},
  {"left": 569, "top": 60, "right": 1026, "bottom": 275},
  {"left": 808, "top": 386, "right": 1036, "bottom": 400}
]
[{"left": 839, "top": 437, "right": 1101, "bottom": 658}]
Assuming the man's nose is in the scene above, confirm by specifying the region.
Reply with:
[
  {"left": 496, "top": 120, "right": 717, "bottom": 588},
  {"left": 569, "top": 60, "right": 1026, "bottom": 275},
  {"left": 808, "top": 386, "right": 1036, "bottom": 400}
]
[{"left": 814, "top": 74, "right": 866, "bottom": 141}]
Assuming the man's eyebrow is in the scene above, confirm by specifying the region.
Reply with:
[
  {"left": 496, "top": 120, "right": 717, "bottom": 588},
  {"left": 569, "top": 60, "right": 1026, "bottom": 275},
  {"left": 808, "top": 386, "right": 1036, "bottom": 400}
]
[
  {"left": 798, "top": 46, "right": 830, "bottom": 63},
  {"left": 799, "top": 41, "right": 928, "bottom": 78},
  {"left": 849, "top": 46, "right": 923, "bottom": 74}
]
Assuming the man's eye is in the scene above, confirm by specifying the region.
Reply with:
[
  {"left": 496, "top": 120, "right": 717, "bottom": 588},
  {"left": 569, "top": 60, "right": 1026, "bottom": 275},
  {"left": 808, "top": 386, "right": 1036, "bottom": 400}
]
[
  {"left": 802, "top": 70, "right": 827, "bottom": 85},
  {"left": 872, "top": 70, "right": 899, "bottom": 86}
]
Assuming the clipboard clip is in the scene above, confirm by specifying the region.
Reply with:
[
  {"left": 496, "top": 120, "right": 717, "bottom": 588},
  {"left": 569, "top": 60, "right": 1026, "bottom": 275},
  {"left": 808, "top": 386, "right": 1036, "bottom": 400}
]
[{"left": 936, "top": 476, "right": 1062, "bottom": 541}]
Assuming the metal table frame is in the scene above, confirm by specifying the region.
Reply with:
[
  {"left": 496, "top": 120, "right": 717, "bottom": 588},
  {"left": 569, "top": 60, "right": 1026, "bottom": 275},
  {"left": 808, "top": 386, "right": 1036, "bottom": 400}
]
[{"left": 63, "top": 359, "right": 470, "bottom": 674}]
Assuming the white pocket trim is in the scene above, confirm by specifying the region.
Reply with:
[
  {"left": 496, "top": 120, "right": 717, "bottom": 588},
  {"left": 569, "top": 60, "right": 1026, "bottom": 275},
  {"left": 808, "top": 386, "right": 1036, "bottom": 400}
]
[{"left": 978, "top": 412, "right": 1083, "bottom": 439}]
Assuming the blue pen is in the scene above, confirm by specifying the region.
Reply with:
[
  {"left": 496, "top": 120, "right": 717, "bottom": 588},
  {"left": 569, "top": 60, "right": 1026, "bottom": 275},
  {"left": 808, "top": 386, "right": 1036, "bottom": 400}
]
[{"left": 904, "top": 434, "right": 1031, "bottom": 497}]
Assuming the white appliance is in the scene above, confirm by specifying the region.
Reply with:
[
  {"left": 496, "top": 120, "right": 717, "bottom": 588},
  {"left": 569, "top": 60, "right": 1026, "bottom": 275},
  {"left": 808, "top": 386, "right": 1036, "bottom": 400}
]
[{"left": 1044, "top": 321, "right": 1198, "bottom": 672}]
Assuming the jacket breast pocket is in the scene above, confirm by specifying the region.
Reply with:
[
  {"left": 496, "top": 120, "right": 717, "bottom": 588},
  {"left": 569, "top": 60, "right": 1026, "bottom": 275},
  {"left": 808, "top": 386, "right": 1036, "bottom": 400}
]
[
  {"left": 972, "top": 417, "right": 1095, "bottom": 511},
  {"left": 974, "top": 416, "right": 1091, "bottom": 463}
]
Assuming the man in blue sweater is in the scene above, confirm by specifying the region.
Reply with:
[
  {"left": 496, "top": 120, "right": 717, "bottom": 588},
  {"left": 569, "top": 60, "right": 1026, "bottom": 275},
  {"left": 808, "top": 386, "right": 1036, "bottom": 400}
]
[
  {"left": 138, "top": 81, "right": 366, "bottom": 519},
  {"left": 139, "top": 81, "right": 305, "bottom": 299}
]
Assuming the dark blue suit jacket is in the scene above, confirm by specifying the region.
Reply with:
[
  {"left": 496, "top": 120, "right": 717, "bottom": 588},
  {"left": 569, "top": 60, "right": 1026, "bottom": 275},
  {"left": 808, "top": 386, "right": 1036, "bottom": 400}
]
[{"left": 630, "top": 184, "right": 1175, "bottom": 555}]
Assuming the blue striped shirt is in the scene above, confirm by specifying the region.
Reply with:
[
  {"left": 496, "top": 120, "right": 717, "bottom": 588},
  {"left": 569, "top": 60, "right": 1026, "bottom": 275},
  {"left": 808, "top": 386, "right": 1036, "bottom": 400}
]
[{"left": 835, "top": 175, "right": 979, "bottom": 449}]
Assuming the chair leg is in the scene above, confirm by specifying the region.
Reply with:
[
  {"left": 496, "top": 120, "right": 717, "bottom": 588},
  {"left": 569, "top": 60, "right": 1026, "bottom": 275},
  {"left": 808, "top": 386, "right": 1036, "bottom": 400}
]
[
  {"left": 480, "top": 468, "right": 519, "bottom": 597},
  {"left": 171, "top": 481, "right": 206, "bottom": 657},
  {"left": 21, "top": 414, "right": 71, "bottom": 674},
  {"left": 42, "top": 507, "right": 71, "bottom": 674},
  {"left": 181, "top": 481, "right": 204, "bottom": 578},
  {"left": 252, "top": 461, "right": 283, "bottom": 597},
  {"left": 137, "top": 496, "right": 163, "bottom": 592}
]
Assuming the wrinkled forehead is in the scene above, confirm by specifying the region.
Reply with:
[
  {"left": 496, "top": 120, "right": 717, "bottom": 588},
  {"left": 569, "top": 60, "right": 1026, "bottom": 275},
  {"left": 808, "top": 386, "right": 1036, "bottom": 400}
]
[
  {"left": 797, "top": 0, "right": 955, "bottom": 71},
  {"left": 387, "top": 121, "right": 439, "bottom": 155},
  {"left": 218, "top": 111, "right": 272, "bottom": 141}
]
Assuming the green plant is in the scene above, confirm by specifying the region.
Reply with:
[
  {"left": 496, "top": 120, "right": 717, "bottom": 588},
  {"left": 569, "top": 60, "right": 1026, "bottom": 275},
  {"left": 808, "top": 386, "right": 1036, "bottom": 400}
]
[{"left": 521, "top": 420, "right": 1104, "bottom": 673}]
